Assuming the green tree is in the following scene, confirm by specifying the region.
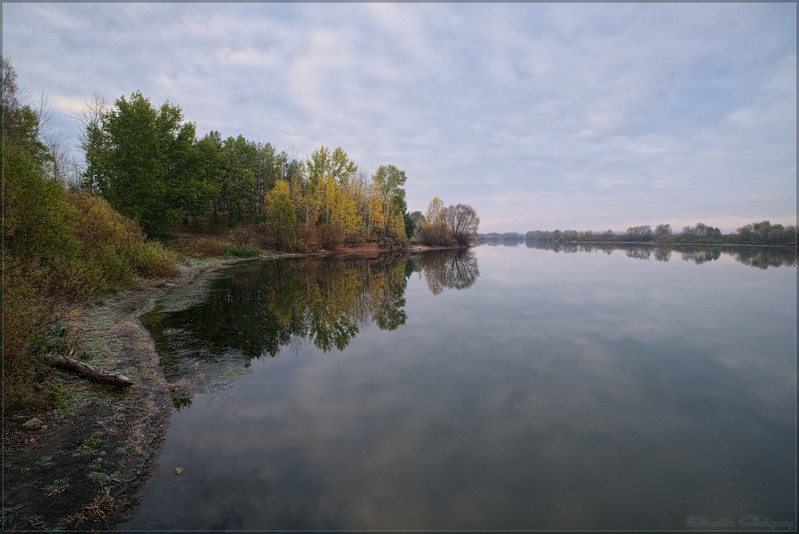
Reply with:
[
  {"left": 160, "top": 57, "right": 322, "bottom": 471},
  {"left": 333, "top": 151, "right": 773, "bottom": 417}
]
[
  {"left": 255, "top": 143, "right": 286, "bottom": 219},
  {"left": 218, "top": 135, "right": 259, "bottom": 226},
  {"left": 264, "top": 180, "right": 297, "bottom": 249},
  {"left": 372, "top": 164, "right": 408, "bottom": 244},
  {"left": 182, "top": 132, "right": 223, "bottom": 225},
  {"left": 306, "top": 146, "right": 358, "bottom": 191},
  {"left": 95, "top": 91, "right": 199, "bottom": 237}
]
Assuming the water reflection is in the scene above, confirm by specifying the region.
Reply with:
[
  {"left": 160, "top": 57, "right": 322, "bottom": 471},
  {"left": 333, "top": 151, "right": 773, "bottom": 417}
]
[
  {"left": 409, "top": 250, "right": 480, "bottom": 294},
  {"left": 141, "top": 250, "right": 479, "bottom": 404},
  {"left": 127, "top": 244, "right": 795, "bottom": 531},
  {"left": 522, "top": 240, "right": 796, "bottom": 268}
]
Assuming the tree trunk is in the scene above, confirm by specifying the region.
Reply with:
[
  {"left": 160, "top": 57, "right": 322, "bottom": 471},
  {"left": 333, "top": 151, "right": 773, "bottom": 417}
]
[{"left": 46, "top": 351, "right": 134, "bottom": 387}]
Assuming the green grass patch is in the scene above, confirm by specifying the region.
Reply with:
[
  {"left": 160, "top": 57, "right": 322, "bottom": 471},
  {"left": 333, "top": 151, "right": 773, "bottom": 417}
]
[
  {"left": 2, "top": 504, "right": 46, "bottom": 530},
  {"left": 223, "top": 245, "right": 260, "bottom": 258},
  {"left": 87, "top": 471, "right": 121, "bottom": 486},
  {"left": 114, "top": 439, "right": 133, "bottom": 454}
]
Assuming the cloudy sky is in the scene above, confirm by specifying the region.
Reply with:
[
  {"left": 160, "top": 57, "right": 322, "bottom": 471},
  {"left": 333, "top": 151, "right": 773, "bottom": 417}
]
[{"left": 3, "top": 2, "right": 796, "bottom": 232}]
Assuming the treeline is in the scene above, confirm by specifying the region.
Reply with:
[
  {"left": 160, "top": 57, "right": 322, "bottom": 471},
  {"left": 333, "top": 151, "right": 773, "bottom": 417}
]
[
  {"left": 525, "top": 221, "right": 797, "bottom": 246},
  {"left": 78, "top": 90, "right": 479, "bottom": 250},
  {"left": 476, "top": 232, "right": 524, "bottom": 242},
  {"left": 2, "top": 58, "right": 177, "bottom": 409}
]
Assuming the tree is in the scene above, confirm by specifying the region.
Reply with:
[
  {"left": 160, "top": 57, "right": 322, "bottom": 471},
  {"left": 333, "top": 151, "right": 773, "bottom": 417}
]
[
  {"left": 254, "top": 143, "right": 285, "bottom": 219},
  {"left": 73, "top": 91, "right": 108, "bottom": 194},
  {"left": 182, "top": 132, "right": 223, "bottom": 224},
  {"left": 218, "top": 135, "right": 259, "bottom": 226},
  {"left": 655, "top": 223, "right": 672, "bottom": 238},
  {"left": 264, "top": 180, "right": 297, "bottom": 249},
  {"left": 406, "top": 211, "right": 424, "bottom": 238},
  {"left": 681, "top": 222, "right": 722, "bottom": 242},
  {"left": 331, "top": 146, "right": 358, "bottom": 185},
  {"left": 403, "top": 212, "right": 417, "bottom": 238},
  {"left": 95, "top": 91, "right": 199, "bottom": 237},
  {"left": 443, "top": 204, "right": 480, "bottom": 246},
  {"left": 371, "top": 164, "right": 408, "bottom": 244},
  {"left": 626, "top": 225, "right": 653, "bottom": 240},
  {"left": 419, "top": 197, "right": 451, "bottom": 245},
  {"left": 306, "top": 146, "right": 357, "bottom": 190},
  {"left": 1, "top": 55, "right": 23, "bottom": 114}
]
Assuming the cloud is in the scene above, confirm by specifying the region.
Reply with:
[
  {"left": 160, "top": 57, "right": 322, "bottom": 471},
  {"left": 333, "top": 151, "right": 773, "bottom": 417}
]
[{"left": 3, "top": 3, "right": 795, "bottom": 232}]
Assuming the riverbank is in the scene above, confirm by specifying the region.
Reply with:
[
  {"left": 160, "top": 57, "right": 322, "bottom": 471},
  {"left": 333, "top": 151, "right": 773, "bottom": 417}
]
[{"left": 2, "top": 257, "right": 248, "bottom": 531}]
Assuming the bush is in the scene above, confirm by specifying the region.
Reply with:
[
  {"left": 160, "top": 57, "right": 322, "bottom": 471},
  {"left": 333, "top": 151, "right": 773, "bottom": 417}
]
[
  {"left": 1, "top": 255, "right": 53, "bottom": 410},
  {"left": 192, "top": 237, "right": 229, "bottom": 256},
  {"left": 3, "top": 161, "right": 178, "bottom": 410},
  {"left": 129, "top": 241, "right": 179, "bottom": 278},
  {"left": 228, "top": 225, "right": 258, "bottom": 246}
]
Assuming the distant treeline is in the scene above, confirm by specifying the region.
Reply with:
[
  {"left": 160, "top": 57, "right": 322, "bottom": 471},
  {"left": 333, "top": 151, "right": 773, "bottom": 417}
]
[
  {"left": 477, "top": 232, "right": 525, "bottom": 242},
  {"left": 524, "top": 222, "right": 797, "bottom": 246}
]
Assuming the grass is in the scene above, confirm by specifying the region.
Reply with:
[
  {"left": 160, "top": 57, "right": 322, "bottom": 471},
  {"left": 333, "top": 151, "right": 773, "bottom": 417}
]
[
  {"left": 114, "top": 439, "right": 133, "bottom": 454},
  {"left": 71, "top": 432, "right": 105, "bottom": 457},
  {"left": 223, "top": 245, "right": 260, "bottom": 258},
  {"left": 2, "top": 505, "right": 46, "bottom": 530},
  {"left": 86, "top": 471, "right": 121, "bottom": 486}
]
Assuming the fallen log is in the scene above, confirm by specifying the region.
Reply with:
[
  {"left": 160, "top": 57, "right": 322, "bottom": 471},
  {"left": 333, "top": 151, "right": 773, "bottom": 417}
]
[{"left": 46, "top": 350, "right": 134, "bottom": 387}]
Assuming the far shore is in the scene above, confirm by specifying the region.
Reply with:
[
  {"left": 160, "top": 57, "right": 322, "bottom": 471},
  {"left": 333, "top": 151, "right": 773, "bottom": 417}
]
[{"left": 479, "top": 238, "right": 798, "bottom": 248}]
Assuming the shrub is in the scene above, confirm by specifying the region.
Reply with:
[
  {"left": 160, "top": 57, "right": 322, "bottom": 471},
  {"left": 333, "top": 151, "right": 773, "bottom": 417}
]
[
  {"left": 191, "top": 237, "right": 228, "bottom": 257},
  {"left": 1, "top": 255, "right": 53, "bottom": 410},
  {"left": 228, "top": 225, "right": 258, "bottom": 246},
  {"left": 129, "top": 241, "right": 179, "bottom": 278},
  {"left": 3, "top": 164, "right": 178, "bottom": 410}
]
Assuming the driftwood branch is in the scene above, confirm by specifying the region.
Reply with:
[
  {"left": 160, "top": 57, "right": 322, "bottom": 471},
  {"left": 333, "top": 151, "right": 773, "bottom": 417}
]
[{"left": 46, "top": 350, "right": 134, "bottom": 387}]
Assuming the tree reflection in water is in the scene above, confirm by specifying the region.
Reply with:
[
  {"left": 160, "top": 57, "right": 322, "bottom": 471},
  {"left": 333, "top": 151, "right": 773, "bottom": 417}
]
[
  {"left": 409, "top": 249, "right": 480, "bottom": 294},
  {"left": 523, "top": 240, "right": 796, "bottom": 268},
  {"left": 141, "top": 250, "right": 480, "bottom": 405}
]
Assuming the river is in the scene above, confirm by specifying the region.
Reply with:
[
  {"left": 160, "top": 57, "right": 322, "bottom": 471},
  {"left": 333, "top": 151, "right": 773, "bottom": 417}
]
[{"left": 123, "top": 244, "right": 796, "bottom": 530}]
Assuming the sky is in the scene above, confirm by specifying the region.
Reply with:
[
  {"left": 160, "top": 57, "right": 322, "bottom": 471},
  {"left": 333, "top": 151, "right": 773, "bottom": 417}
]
[{"left": 3, "top": 2, "right": 796, "bottom": 233}]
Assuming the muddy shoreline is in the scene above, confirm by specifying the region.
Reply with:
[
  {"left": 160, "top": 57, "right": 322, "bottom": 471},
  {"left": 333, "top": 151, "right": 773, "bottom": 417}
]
[{"left": 2, "top": 258, "right": 247, "bottom": 531}]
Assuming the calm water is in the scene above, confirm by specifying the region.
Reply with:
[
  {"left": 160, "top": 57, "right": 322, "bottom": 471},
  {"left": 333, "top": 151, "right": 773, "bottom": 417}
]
[{"left": 125, "top": 245, "right": 796, "bottom": 531}]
